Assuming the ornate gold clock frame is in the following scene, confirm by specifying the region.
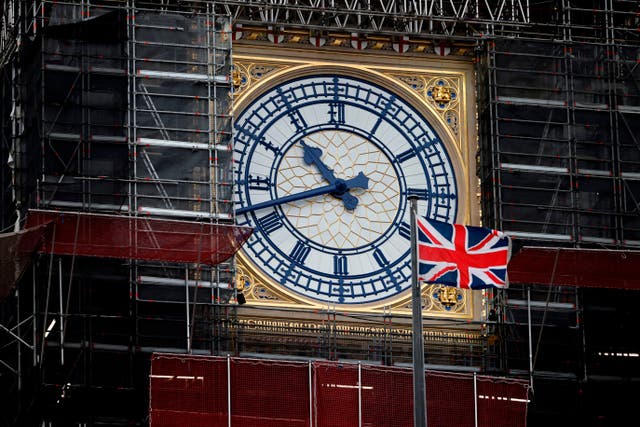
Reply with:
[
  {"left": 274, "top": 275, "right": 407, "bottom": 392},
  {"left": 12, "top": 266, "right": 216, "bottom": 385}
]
[{"left": 232, "top": 42, "right": 482, "bottom": 325}]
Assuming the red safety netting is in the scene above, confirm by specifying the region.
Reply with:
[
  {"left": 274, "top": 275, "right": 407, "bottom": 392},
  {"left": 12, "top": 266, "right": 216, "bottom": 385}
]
[
  {"left": 0, "top": 222, "right": 52, "bottom": 301},
  {"left": 476, "top": 376, "right": 529, "bottom": 427},
  {"left": 508, "top": 246, "right": 640, "bottom": 289},
  {"left": 426, "top": 371, "right": 476, "bottom": 427},
  {"left": 25, "top": 209, "right": 252, "bottom": 265},
  {"left": 231, "top": 358, "right": 310, "bottom": 427},
  {"left": 149, "top": 354, "right": 228, "bottom": 427},
  {"left": 150, "top": 355, "right": 530, "bottom": 427},
  {"left": 360, "top": 364, "right": 413, "bottom": 427},
  {"left": 314, "top": 361, "right": 359, "bottom": 427}
]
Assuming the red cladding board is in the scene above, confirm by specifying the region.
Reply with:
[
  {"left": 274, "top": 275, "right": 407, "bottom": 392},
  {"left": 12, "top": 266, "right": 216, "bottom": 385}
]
[
  {"left": 149, "top": 355, "right": 529, "bottom": 427},
  {"left": 25, "top": 210, "right": 252, "bottom": 265},
  {"left": 509, "top": 246, "right": 640, "bottom": 289}
]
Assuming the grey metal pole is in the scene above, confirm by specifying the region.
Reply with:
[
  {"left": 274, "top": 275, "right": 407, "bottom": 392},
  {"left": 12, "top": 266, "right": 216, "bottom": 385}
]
[
  {"left": 473, "top": 372, "right": 478, "bottom": 427},
  {"left": 32, "top": 263, "right": 37, "bottom": 366},
  {"left": 308, "top": 360, "right": 313, "bottom": 427},
  {"left": 410, "top": 195, "right": 427, "bottom": 427},
  {"left": 185, "top": 267, "right": 191, "bottom": 354},
  {"left": 358, "top": 362, "right": 362, "bottom": 427},
  {"left": 527, "top": 286, "right": 534, "bottom": 394},
  {"left": 16, "top": 287, "right": 21, "bottom": 390},
  {"left": 58, "top": 257, "right": 64, "bottom": 365},
  {"left": 227, "top": 354, "right": 231, "bottom": 427}
]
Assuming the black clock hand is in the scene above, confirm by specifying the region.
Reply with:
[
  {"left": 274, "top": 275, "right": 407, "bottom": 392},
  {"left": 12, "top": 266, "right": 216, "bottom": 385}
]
[
  {"left": 300, "top": 140, "right": 369, "bottom": 210},
  {"left": 236, "top": 175, "right": 367, "bottom": 215}
]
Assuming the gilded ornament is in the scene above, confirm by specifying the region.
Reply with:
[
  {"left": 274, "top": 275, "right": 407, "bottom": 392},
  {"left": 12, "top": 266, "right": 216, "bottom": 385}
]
[
  {"left": 432, "top": 285, "right": 463, "bottom": 311},
  {"left": 427, "top": 79, "right": 457, "bottom": 109}
]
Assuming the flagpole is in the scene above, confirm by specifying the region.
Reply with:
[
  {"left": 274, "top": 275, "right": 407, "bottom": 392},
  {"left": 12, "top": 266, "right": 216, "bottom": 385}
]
[{"left": 409, "top": 195, "right": 427, "bottom": 427}]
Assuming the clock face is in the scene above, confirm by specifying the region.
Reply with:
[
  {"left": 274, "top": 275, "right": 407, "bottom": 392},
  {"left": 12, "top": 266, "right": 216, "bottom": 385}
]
[{"left": 234, "top": 74, "right": 458, "bottom": 305}]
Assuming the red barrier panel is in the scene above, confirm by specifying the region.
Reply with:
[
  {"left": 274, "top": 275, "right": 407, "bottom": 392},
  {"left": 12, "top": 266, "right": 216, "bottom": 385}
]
[
  {"left": 361, "top": 364, "right": 413, "bottom": 427},
  {"left": 150, "top": 354, "right": 228, "bottom": 427},
  {"left": 509, "top": 246, "right": 640, "bottom": 289},
  {"left": 427, "top": 371, "right": 476, "bottom": 427},
  {"left": 149, "top": 355, "right": 529, "bottom": 427},
  {"left": 314, "top": 362, "right": 359, "bottom": 427},
  {"left": 477, "top": 377, "right": 529, "bottom": 427},
  {"left": 231, "top": 358, "right": 310, "bottom": 427},
  {"left": 25, "top": 209, "right": 252, "bottom": 265}
]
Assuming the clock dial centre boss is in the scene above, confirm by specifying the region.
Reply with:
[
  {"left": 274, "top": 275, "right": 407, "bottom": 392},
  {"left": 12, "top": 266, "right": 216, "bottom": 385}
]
[{"left": 234, "top": 74, "right": 459, "bottom": 305}]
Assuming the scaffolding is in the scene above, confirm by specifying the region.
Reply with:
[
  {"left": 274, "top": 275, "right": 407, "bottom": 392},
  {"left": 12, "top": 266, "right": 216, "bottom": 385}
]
[
  {"left": 474, "top": 2, "right": 640, "bottom": 424},
  {"left": 1, "top": 1, "right": 639, "bottom": 426},
  {"left": 0, "top": 1, "right": 242, "bottom": 425}
]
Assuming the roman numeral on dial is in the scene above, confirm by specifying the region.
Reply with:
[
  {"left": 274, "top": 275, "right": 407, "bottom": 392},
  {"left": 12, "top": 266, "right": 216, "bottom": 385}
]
[
  {"left": 289, "top": 241, "right": 311, "bottom": 264},
  {"left": 257, "top": 211, "right": 284, "bottom": 235},
  {"left": 333, "top": 255, "right": 348, "bottom": 276}
]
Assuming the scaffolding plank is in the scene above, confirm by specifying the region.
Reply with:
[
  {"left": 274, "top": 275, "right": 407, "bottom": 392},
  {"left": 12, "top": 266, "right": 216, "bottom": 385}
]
[
  {"left": 48, "top": 132, "right": 82, "bottom": 141},
  {"left": 500, "top": 163, "right": 569, "bottom": 173},
  {"left": 509, "top": 246, "right": 640, "bottom": 289},
  {"left": 138, "top": 275, "right": 227, "bottom": 289},
  {"left": 25, "top": 210, "right": 252, "bottom": 266},
  {"left": 497, "top": 96, "right": 566, "bottom": 107},
  {"left": 137, "top": 137, "right": 229, "bottom": 151},
  {"left": 137, "top": 206, "right": 232, "bottom": 221},
  {"left": 137, "top": 69, "right": 229, "bottom": 83},
  {"left": 90, "top": 135, "right": 127, "bottom": 143}
]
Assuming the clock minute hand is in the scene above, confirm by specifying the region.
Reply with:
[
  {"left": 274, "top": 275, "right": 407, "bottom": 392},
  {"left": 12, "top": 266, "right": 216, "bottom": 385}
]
[{"left": 236, "top": 175, "right": 368, "bottom": 215}]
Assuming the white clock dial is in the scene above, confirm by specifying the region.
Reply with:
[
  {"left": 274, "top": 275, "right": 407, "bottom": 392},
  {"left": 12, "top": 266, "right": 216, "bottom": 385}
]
[{"left": 234, "top": 74, "right": 458, "bottom": 304}]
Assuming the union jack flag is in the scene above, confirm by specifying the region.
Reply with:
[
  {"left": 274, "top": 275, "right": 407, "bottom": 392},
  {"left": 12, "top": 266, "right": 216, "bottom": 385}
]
[{"left": 417, "top": 217, "right": 512, "bottom": 289}]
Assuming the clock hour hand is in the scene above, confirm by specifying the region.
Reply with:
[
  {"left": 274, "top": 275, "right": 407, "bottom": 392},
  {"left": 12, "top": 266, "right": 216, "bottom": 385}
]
[
  {"left": 301, "top": 140, "right": 337, "bottom": 184},
  {"left": 300, "top": 140, "right": 369, "bottom": 210},
  {"left": 236, "top": 175, "right": 368, "bottom": 215}
]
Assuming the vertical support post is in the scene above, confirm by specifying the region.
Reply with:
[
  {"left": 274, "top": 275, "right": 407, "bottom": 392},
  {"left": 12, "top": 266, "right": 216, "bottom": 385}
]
[
  {"left": 32, "top": 263, "right": 37, "bottom": 366},
  {"left": 58, "top": 257, "right": 64, "bottom": 365},
  {"left": 473, "top": 372, "right": 478, "bottom": 427},
  {"left": 527, "top": 285, "right": 534, "bottom": 394},
  {"left": 126, "top": 0, "right": 137, "bottom": 358},
  {"left": 16, "top": 287, "right": 21, "bottom": 390},
  {"left": 308, "top": 361, "right": 313, "bottom": 427},
  {"left": 227, "top": 354, "right": 231, "bottom": 427},
  {"left": 577, "top": 288, "right": 588, "bottom": 382},
  {"left": 358, "top": 362, "right": 362, "bottom": 427},
  {"left": 410, "top": 195, "right": 427, "bottom": 427},
  {"left": 185, "top": 267, "right": 191, "bottom": 354}
]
